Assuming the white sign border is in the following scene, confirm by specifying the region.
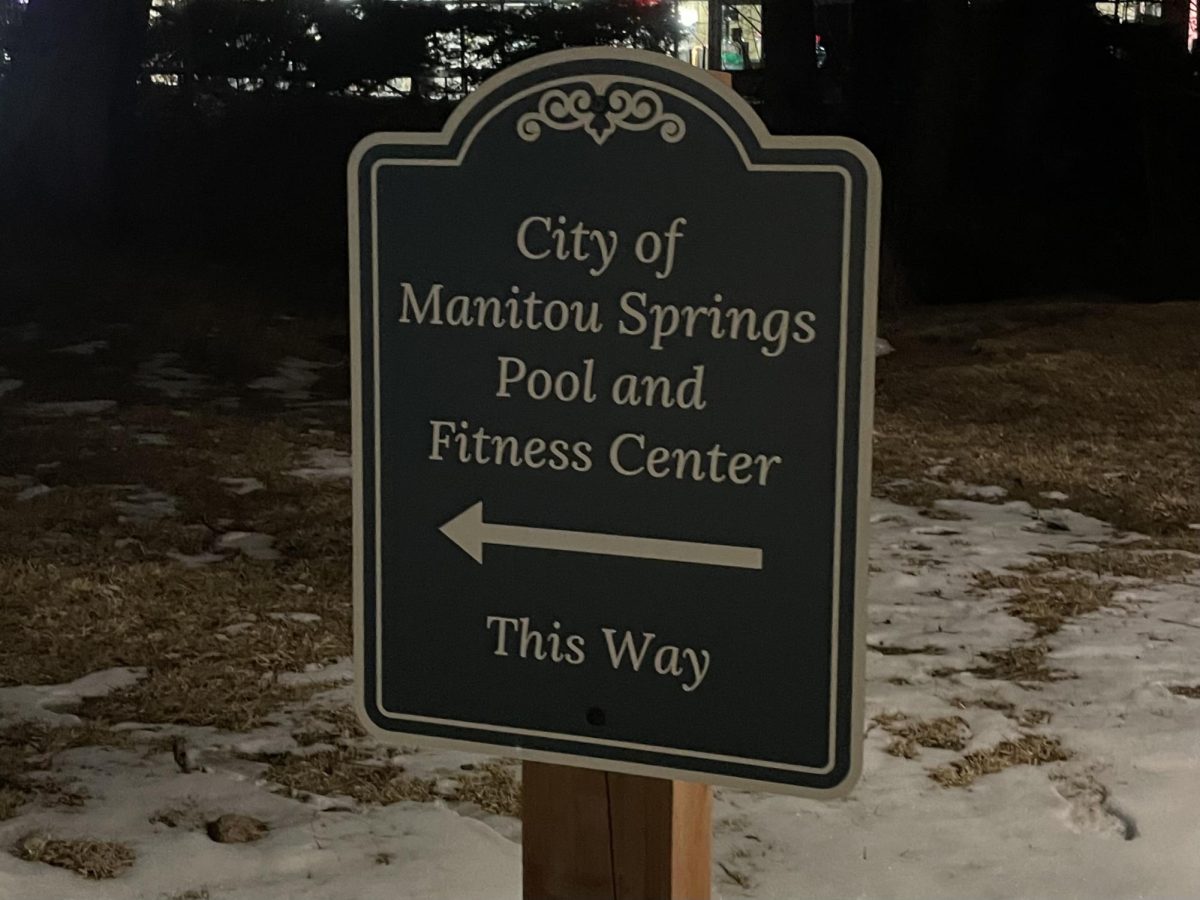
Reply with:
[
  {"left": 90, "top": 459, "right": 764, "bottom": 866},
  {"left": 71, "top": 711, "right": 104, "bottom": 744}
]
[{"left": 350, "top": 47, "right": 880, "bottom": 799}]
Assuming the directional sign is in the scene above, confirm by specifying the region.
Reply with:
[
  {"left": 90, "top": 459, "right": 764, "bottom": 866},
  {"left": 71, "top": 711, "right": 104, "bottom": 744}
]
[{"left": 350, "top": 48, "right": 879, "bottom": 796}]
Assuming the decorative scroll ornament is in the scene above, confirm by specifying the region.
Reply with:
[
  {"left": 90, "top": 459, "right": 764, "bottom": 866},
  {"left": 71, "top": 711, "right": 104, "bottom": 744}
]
[{"left": 517, "top": 82, "right": 685, "bottom": 146}]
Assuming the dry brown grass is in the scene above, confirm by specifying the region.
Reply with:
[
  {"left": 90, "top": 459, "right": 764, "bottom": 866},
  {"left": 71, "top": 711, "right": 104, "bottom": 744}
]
[
  {"left": 0, "top": 298, "right": 351, "bottom": 751},
  {"left": 11, "top": 832, "right": 135, "bottom": 879},
  {"left": 453, "top": 762, "right": 521, "bottom": 816},
  {"left": 0, "top": 388, "right": 352, "bottom": 708},
  {"left": 934, "top": 642, "right": 1071, "bottom": 685},
  {"left": 868, "top": 643, "right": 947, "bottom": 656},
  {"left": 1035, "top": 548, "right": 1199, "bottom": 581},
  {"left": 149, "top": 798, "right": 207, "bottom": 831},
  {"left": 876, "top": 479, "right": 960, "bottom": 510},
  {"left": 873, "top": 713, "right": 971, "bottom": 759},
  {"left": 949, "top": 696, "right": 1052, "bottom": 727},
  {"left": 0, "top": 775, "right": 87, "bottom": 822},
  {"left": 1168, "top": 684, "right": 1200, "bottom": 699},
  {"left": 876, "top": 302, "right": 1200, "bottom": 540},
  {"left": 0, "top": 551, "right": 350, "bottom": 729},
  {"left": 968, "top": 643, "right": 1072, "bottom": 684},
  {"left": 266, "top": 747, "right": 437, "bottom": 805},
  {"left": 929, "top": 734, "right": 1071, "bottom": 787},
  {"left": 973, "top": 571, "right": 1117, "bottom": 637},
  {"left": 264, "top": 748, "right": 520, "bottom": 815},
  {"left": 293, "top": 704, "right": 368, "bottom": 747},
  {"left": 0, "top": 786, "right": 27, "bottom": 820},
  {"left": 0, "top": 721, "right": 131, "bottom": 758},
  {"left": 0, "top": 383, "right": 352, "bottom": 743}
]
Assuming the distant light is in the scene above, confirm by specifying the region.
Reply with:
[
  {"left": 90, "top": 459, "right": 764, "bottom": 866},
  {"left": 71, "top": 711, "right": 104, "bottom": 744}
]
[{"left": 678, "top": 4, "right": 699, "bottom": 28}]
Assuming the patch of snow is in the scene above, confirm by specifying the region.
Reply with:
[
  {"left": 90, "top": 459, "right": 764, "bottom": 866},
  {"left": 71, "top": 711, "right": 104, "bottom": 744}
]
[
  {"left": 166, "top": 551, "right": 228, "bottom": 568},
  {"left": 21, "top": 400, "right": 116, "bottom": 417},
  {"left": 952, "top": 482, "right": 1007, "bottom": 499},
  {"left": 215, "top": 531, "right": 280, "bottom": 561},
  {"left": 137, "top": 353, "right": 210, "bottom": 399},
  {"left": 4, "top": 495, "right": 1200, "bottom": 899},
  {"left": 52, "top": 340, "right": 108, "bottom": 356},
  {"left": 135, "top": 432, "right": 171, "bottom": 446},
  {"left": 217, "top": 476, "right": 265, "bottom": 495},
  {"left": 1041, "top": 490, "right": 1070, "bottom": 501},
  {"left": 0, "top": 475, "right": 34, "bottom": 491},
  {"left": 276, "top": 659, "right": 352, "bottom": 687},
  {"left": 286, "top": 448, "right": 351, "bottom": 482},
  {"left": 0, "top": 668, "right": 146, "bottom": 726},
  {"left": 266, "top": 612, "right": 322, "bottom": 625},
  {"left": 707, "top": 497, "right": 1200, "bottom": 899},
  {"left": 248, "top": 357, "right": 336, "bottom": 401},
  {"left": 875, "top": 337, "right": 894, "bottom": 357},
  {"left": 0, "top": 735, "right": 518, "bottom": 899},
  {"left": 289, "top": 399, "right": 351, "bottom": 409},
  {"left": 231, "top": 733, "right": 300, "bottom": 756},
  {"left": 14, "top": 484, "right": 51, "bottom": 502},
  {"left": 912, "top": 524, "right": 961, "bottom": 536},
  {"left": 0, "top": 378, "right": 23, "bottom": 398},
  {"left": 113, "top": 488, "right": 179, "bottom": 522}
]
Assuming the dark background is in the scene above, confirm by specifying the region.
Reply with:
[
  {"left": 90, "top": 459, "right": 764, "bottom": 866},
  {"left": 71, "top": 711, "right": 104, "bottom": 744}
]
[{"left": 1, "top": 0, "right": 1198, "bottom": 315}]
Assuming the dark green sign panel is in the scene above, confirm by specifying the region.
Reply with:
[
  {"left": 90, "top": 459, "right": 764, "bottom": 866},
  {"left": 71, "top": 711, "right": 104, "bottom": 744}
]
[{"left": 351, "top": 48, "right": 879, "bottom": 796}]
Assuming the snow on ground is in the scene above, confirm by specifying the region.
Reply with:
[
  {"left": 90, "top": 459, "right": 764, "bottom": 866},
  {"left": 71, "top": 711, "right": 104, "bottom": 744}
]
[
  {"left": 52, "top": 340, "right": 109, "bottom": 356},
  {"left": 0, "top": 668, "right": 519, "bottom": 900},
  {"left": 137, "top": 353, "right": 210, "bottom": 400},
  {"left": 1, "top": 494, "right": 1198, "bottom": 898},
  {"left": 20, "top": 400, "right": 117, "bottom": 418},
  {"left": 217, "top": 476, "right": 265, "bottom": 496},
  {"left": 248, "top": 358, "right": 337, "bottom": 401},
  {"left": 135, "top": 432, "right": 172, "bottom": 447},
  {"left": 166, "top": 550, "right": 228, "bottom": 568},
  {"left": 0, "top": 739, "right": 518, "bottom": 900},
  {"left": 0, "top": 669, "right": 147, "bottom": 728},
  {"left": 214, "top": 531, "right": 280, "bottom": 561},
  {"left": 710, "top": 498, "right": 1200, "bottom": 899},
  {"left": 112, "top": 488, "right": 179, "bottom": 522},
  {"left": 287, "top": 448, "right": 352, "bottom": 483},
  {"left": 14, "top": 484, "right": 51, "bottom": 502}
]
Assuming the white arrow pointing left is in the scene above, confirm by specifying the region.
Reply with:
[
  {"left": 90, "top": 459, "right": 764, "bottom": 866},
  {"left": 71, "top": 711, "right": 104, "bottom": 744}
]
[{"left": 439, "top": 501, "right": 763, "bottom": 570}]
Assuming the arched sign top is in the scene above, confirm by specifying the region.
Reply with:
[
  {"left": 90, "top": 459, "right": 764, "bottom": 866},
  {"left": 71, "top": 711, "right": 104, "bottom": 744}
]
[
  {"left": 350, "top": 47, "right": 882, "bottom": 178},
  {"left": 350, "top": 47, "right": 879, "bottom": 798}
]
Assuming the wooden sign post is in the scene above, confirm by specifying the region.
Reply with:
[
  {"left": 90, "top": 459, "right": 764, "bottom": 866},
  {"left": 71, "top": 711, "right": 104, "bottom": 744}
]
[
  {"left": 523, "top": 763, "right": 710, "bottom": 900},
  {"left": 349, "top": 47, "right": 879, "bottom": 897}
]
